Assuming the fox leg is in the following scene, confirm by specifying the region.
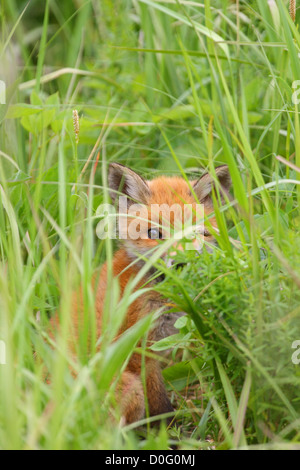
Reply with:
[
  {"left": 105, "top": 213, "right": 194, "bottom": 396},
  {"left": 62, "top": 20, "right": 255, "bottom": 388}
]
[
  {"left": 145, "top": 359, "right": 174, "bottom": 424},
  {"left": 119, "top": 371, "right": 145, "bottom": 425},
  {"left": 120, "top": 361, "right": 173, "bottom": 425}
]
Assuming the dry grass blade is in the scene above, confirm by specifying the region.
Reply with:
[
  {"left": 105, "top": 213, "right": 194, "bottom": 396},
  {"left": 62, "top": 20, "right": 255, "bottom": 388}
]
[
  {"left": 18, "top": 68, "right": 96, "bottom": 90},
  {"left": 276, "top": 155, "right": 300, "bottom": 173}
]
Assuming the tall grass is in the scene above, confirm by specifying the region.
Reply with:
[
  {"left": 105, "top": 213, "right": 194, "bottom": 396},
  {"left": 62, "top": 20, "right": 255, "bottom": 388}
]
[{"left": 0, "top": 0, "right": 300, "bottom": 449}]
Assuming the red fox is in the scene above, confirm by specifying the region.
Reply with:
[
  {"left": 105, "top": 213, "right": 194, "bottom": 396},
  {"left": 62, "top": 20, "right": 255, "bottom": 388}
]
[{"left": 50, "top": 163, "right": 231, "bottom": 425}]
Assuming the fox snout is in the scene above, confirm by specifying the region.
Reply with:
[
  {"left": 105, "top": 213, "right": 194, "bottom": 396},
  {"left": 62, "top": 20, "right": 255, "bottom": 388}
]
[{"left": 166, "top": 259, "right": 186, "bottom": 269}]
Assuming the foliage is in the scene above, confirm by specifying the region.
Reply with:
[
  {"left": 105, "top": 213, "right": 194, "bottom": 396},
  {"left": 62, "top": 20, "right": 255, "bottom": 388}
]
[{"left": 0, "top": 0, "right": 300, "bottom": 450}]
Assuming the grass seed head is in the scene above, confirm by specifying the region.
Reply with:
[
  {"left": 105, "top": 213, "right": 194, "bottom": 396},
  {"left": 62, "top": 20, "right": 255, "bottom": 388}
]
[
  {"left": 289, "top": 0, "right": 296, "bottom": 22},
  {"left": 73, "top": 109, "right": 80, "bottom": 144}
]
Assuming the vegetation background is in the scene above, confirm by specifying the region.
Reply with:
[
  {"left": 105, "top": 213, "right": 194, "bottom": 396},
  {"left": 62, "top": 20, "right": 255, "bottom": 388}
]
[{"left": 0, "top": 0, "right": 300, "bottom": 450}]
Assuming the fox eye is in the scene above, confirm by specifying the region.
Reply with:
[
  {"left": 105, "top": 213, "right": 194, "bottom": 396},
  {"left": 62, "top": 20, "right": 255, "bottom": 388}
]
[{"left": 148, "top": 228, "right": 162, "bottom": 239}]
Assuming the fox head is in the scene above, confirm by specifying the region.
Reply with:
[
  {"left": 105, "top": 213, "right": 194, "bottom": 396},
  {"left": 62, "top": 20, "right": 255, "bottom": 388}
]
[{"left": 108, "top": 163, "right": 231, "bottom": 267}]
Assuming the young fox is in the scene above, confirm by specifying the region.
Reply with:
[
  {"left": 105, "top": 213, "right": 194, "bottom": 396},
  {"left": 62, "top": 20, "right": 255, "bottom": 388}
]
[{"left": 51, "top": 163, "right": 231, "bottom": 424}]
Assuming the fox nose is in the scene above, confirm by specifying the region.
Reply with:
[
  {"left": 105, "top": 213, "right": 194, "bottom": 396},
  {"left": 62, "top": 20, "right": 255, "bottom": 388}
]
[
  {"left": 175, "top": 262, "right": 186, "bottom": 269},
  {"left": 166, "top": 244, "right": 186, "bottom": 269},
  {"left": 166, "top": 258, "right": 186, "bottom": 269}
]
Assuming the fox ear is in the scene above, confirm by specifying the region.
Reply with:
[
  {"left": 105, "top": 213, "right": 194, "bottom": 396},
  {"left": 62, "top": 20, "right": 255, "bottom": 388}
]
[
  {"left": 108, "top": 163, "right": 150, "bottom": 205},
  {"left": 192, "top": 165, "right": 231, "bottom": 204}
]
